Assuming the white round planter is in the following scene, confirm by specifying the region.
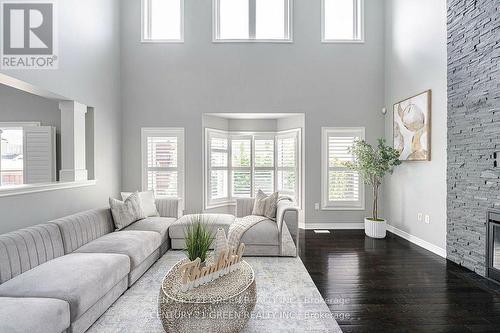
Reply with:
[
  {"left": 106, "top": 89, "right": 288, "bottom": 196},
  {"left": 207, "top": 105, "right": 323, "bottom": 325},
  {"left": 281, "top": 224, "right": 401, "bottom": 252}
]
[{"left": 364, "top": 218, "right": 387, "bottom": 239}]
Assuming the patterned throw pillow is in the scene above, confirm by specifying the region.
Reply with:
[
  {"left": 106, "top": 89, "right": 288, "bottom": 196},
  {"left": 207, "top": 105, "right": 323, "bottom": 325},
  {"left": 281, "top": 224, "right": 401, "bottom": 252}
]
[
  {"left": 252, "top": 190, "right": 279, "bottom": 220},
  {"left": 109, "top": 192, "right": 146, "bottom": 230},
  {"left": 121, "top": 191, "right": 159, "bottom": 217}
]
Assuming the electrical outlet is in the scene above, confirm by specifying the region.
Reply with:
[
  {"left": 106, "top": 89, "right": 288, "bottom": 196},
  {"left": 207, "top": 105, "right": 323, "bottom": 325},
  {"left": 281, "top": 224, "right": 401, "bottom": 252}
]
[
  {"left": 314, "top": 203, "right": 320, "bottom": 210},
  {"left": 425, "top": 215, "right": 430, "bottom": 224},
  {"left": 417, "top": 213, "right": 423, "bottom": 222}
]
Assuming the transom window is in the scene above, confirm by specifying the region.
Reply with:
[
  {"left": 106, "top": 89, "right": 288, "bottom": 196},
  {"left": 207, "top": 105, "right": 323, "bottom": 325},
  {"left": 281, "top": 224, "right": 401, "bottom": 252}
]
[
  {"left": 322, "top": 0, "right": 364, "bottom": 42},
  {"left": 205, "top": 128, "right": 300, "bottom": 209},
  {"left": 321, "top": 127, "right": 365, "bottom": 210},
  {"left": 142, "top": 0, "right": 184, "bottom": 42},
  {"left": 213, "top": 0, "right": 292, "bottom": 42},
  {"left": 141, "top": 128, "right": 185, "bottom": 199}
]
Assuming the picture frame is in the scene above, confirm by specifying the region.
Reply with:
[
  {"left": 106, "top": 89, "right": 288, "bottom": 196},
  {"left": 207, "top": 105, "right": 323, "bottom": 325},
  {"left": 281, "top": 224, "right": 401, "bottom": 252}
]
[{"left": 393, "top": 90, "right": 432, "bottom": 161}]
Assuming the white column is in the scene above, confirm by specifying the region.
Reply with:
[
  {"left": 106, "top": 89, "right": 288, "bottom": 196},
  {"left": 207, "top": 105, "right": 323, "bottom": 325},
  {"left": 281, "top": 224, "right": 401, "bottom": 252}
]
[{"left": 59, "top": 101, "right": 88, "bottom": 182}]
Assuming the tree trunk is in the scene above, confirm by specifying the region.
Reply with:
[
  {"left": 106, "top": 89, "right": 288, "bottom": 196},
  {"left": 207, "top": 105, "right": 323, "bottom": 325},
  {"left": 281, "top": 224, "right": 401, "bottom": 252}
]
[{"left": 372, "top": 182, "right": 379, "bottom": 220}]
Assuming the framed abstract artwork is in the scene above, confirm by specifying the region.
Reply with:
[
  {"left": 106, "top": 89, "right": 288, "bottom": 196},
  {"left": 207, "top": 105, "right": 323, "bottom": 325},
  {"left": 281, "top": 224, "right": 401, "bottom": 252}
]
[{"left": 393, "top": 90, "right": 432, "bottom": 161}]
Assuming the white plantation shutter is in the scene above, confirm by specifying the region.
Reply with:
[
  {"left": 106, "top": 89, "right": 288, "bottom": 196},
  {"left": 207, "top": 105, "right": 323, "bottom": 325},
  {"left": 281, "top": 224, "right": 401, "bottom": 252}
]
[
  {"left": 322, "top": 127, "right": 365, "bottom": 209},
  {"left": 231, "top": 137, "right": 252, "bottom": 198},
  {"left": 23, "top": 126, "right": 56, "bottom": 184},
  {"left": 276, "top": 132, "right": 298, "bottom": 200},
  {"left": 254, "top": 137, "right": 274, "bottom": 195},
  {"left": 254, "top": 139, "right": 274, "bottom": 167},
  {"left": 142, "top": 128, "right": 184, "bottom": 199},
  {"left": 207, "top": 132, "right": 230, "bottom": 204}
]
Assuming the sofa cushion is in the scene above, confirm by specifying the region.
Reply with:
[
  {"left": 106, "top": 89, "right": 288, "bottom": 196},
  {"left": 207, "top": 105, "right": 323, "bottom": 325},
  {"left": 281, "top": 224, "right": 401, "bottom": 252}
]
[
  {"left": 0, "top": 253, "right": 129, "bottom": 321},
  {"left": 169, "top": 214, "right": 235, "bottom": 239},
  {"left": 52, "top": 208, "right": 115, "bottom": 254},
  {"left": 0, "top": 297, "right": 70, "bottom": 333},
  {"left": 124, "top": 217, "right": 177, "bottom": 245},
  {"left": 74, "top": 230, "right": 161, "bottom": 269},
  {"left": 0, "top": 223, "right": 64, "bottom": 284},
  {"left": 240, "top": 218, "right": 279, "bottom": 245}
]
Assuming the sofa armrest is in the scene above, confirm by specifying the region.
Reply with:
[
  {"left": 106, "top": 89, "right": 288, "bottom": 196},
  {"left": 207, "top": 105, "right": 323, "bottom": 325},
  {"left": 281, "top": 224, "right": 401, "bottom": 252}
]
[
  {"left": 235, "top": 198, "right": 255, "bottom": 218},
  {"left": 276, "top": 200, "right": 299, "bottom": 241},
  {"left": 155, "top": 198, "right": 182, "bottom": 218}
]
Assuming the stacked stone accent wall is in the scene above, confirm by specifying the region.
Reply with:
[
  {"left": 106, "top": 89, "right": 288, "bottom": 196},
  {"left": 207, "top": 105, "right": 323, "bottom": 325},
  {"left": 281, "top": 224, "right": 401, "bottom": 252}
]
[{"left": 447, "top": 0, "right": 500, "bottom": 276}]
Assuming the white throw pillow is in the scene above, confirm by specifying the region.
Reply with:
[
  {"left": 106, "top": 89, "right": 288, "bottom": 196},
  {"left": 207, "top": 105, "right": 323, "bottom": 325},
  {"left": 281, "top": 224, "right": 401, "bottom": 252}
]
[
  {"left": 252, "top": 190, "right": 279, "bottom": 220},
  {"left": 110, "top": 192, "right": 146, "bottom": 230},
  {"left": 121, "top": 191, "right": 159, "bottom": 217}
]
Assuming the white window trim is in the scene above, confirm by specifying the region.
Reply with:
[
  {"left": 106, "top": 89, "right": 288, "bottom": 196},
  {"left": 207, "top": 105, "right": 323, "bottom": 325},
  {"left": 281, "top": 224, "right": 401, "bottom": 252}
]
[
  {"left": 321, "top": 127, "right": 365, "bottom": 211},
  {"left": 212, "top": 0, "right": 293, "bottom": 43},
  {"left": 0, "top": 122, "right": 40, "bottom": 128},
  {"left": 141, "top": 127, "right": 185, "bottom": 202},
  {"left": 321, "top": 0, "right": 365, "bottom": 44},
  {"left": 141, "top": 0, "right": 185, "bottom": 43},
  {"left": 204, "top": 128, "right": 301, "bottom": 210}
]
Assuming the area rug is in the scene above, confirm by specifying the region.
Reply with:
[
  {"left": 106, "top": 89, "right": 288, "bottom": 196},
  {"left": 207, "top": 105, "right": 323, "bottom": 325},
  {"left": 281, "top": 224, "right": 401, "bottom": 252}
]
[{"left": 88, "top": 251, "right": 342, "bottom": 333}]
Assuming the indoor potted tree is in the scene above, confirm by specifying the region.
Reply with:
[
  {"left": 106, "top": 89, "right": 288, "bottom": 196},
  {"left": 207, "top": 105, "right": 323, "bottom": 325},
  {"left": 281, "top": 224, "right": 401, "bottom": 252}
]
[{"left": 344, "top": 139, "right": 401, "bottom": 239}]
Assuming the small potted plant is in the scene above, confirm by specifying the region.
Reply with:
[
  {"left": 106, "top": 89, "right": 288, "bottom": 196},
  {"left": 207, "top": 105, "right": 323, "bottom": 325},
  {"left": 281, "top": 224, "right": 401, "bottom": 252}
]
[
  {"left": 344, "top": 139, "right": 401, "bottom": 239},
  {"left": 184, "top": 214, "right": 214, "bottom": 264}
]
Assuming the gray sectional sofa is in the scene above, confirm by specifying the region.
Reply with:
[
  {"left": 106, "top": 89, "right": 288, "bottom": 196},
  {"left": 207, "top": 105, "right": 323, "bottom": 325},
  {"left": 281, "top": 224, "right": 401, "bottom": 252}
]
[
  {"left": 0, "top": 198, "right": 180, "bottom": 333},
  {"left": 0, "top": 196, "right": 298, "bottom": 333}
]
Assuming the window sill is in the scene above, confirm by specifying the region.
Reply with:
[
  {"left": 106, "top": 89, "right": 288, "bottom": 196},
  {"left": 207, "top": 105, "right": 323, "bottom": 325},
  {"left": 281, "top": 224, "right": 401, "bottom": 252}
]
[
  {"left": 212, "top": 39, "right": 294, "bottom": 44},
  {"left": 140, "top": 39, "right": 184, "bottom": 44},
  {"left": 321, "top": 205, "right": 366, "bottom": 211},
  {"left": 321, "top": 39, "right": 365, "bottom": 44},
  {"left": 0, "top": 180, "right": 97, "bottom": 198}
]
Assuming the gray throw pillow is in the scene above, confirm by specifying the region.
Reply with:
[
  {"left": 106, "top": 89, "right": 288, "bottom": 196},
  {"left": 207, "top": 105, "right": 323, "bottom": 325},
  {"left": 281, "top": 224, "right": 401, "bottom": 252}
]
[
  {"left": 252, "top": 190, "right": 279, "bottom": 220},
  {"left": 121, "top": 191, "right": 159, "bottom": 217},
  {"left": 109, "top": 192, "right": 146, "bottom": 230}
]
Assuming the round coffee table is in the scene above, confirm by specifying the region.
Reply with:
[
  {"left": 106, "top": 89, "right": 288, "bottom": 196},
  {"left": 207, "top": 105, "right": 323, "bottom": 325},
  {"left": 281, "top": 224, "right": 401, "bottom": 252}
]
[{"left": 158, "top": 257, "right": 256, "bottom": 333}]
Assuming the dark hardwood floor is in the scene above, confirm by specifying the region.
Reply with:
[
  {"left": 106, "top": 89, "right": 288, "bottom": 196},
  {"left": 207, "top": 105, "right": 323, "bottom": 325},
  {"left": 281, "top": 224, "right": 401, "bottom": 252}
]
[{"left": 298, "top": 229, "right": 500, "bottom": 333}]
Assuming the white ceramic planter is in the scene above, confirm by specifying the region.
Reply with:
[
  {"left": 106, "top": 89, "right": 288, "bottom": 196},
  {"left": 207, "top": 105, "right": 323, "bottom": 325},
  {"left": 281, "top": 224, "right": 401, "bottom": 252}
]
[{"left": 364, "top": 218, "right": 387, "bottom": 239}]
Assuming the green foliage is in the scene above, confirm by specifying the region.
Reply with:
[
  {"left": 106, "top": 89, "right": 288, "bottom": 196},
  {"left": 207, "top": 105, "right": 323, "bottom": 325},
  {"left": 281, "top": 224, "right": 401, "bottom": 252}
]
[
  {"left": 343, "top": 139, "right": 401, "bottom": 220},
  {"left": 184, "top": 215, "right": 214, "bottom": 262}
]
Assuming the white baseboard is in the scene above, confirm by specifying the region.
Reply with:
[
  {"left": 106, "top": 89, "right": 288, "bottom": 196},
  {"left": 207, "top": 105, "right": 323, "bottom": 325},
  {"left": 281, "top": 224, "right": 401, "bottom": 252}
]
[
  {"left": 386, "top": 225, "right": 446, "bottom": 258},
  {"left": 305, "top": 223, "right": 364, "bottom": 230}
]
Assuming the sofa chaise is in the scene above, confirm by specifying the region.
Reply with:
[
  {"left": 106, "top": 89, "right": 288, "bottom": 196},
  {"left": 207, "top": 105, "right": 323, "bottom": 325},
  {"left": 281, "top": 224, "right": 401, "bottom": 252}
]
[
  {"left": 169, "top": 198, "right": 299, "bottom": 256},
  {"left": 0, "top": 198, "right": 180, "bottom": 333}
]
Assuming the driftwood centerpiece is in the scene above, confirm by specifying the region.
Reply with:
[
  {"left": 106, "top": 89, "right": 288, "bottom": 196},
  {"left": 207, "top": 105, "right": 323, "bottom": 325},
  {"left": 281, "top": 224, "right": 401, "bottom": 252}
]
[{"left": 179, "top": 243, "right": 245, "bottom": 291}]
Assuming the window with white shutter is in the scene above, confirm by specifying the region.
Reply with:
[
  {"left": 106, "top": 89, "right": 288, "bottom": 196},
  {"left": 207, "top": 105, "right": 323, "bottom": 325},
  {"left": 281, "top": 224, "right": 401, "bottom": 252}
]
[
  {"left": 205, "top": 128, "right": 300, "bottom": 209},
  {"left": 321, "top": 127, "right": 365, "bottom": 210},
  {"left": 142, "top": 128, "right": 184, "bottom": 199}
]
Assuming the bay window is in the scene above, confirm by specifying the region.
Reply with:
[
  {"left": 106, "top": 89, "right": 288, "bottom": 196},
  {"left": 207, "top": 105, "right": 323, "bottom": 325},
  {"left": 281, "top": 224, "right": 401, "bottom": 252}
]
[{"left": 205, "top": 128, "right": 300, "bottom": 209}]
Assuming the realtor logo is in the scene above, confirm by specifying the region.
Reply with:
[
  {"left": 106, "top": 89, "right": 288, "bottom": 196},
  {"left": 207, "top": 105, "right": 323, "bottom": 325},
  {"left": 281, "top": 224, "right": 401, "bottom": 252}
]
[{"left": 1, "top": 0, "right": 58, "bottom": 69}]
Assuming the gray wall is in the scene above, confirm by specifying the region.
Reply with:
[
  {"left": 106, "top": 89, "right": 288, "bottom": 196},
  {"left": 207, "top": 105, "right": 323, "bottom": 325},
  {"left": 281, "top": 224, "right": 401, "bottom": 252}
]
[
  {"left": 121, "top": 0, "right": 386, "bottom": 226},
  {"left": 447, "top": 1, "right": 500, "bottom": 276},
  {"left": 383, "top": 0, "right": 448, "bottom": 251},
  {"left": 0, "top": 0, "right": 121, "bottom": 233},
  {"left": 0, "top": 84, "right": 60, "bottom": 130}
]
